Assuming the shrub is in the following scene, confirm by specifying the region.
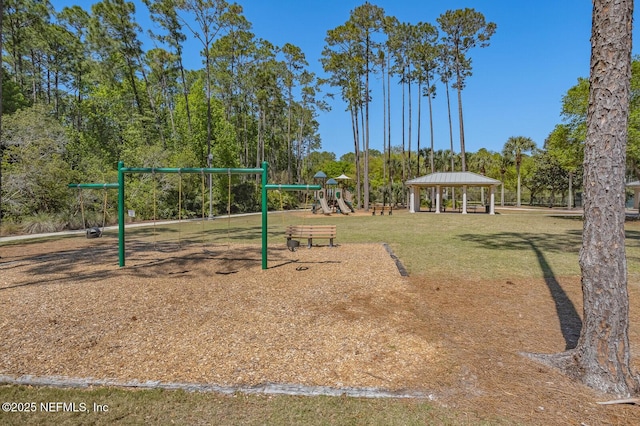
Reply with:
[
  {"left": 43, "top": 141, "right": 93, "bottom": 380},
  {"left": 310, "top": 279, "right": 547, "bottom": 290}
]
[
  {"left": 21, "top": 213, "right": 66, "bottom": 234},
  {"left": 0, "top": 219, "right": 22, "bottom": 236}
]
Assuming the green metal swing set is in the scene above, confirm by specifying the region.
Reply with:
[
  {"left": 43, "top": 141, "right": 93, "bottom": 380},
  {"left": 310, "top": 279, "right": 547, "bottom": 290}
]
[{"left": 69, "top": 161, "right": 320, "bottom": 269}]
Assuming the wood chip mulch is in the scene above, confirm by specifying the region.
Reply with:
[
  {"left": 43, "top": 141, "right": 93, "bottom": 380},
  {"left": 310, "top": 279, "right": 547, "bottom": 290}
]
[{"left": 0, "top": 238, "right": 437, "bottom": 392}]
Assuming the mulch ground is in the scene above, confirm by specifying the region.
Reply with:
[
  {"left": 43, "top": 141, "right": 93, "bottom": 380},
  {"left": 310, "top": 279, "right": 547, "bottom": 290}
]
[{"left": 0, "top": 234, "right": 639, "bottom": 424}]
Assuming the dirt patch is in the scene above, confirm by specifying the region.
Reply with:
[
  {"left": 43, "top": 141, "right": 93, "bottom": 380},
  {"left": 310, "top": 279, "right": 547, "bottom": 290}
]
[
  {"left": 0, "top": 236, "right": 639, "bottom": 424},
  {"left": 405, "top": 275, "right": 640, "bottom": 424}
]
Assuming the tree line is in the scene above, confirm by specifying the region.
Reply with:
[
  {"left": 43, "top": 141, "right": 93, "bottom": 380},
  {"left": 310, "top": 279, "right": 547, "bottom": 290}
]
[
  {"left": 0, "top": 0, "right": 499, "bottom": 228},
  {"left": 1, "top": 0, "right": 329, "bottom": 230},
  {"left": 1, "top": 1, "right": 638, "bottom": 233},
  {"left": 321, "top": 4, "right": 496, "bottom": 209}
]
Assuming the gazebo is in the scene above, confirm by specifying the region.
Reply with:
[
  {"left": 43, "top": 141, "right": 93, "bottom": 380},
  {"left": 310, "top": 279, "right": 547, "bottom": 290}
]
[
  {"left": 627, "top": 180, "right": 640, "bottom": 209},
  {"left": 406, "top": 172, "right": 502, "bottom": 214}
]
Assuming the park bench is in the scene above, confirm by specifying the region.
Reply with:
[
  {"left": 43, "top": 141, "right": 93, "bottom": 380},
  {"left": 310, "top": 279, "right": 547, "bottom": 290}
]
[
  {"left": 458, "top": 204, "right": 479, "bottom": 213},
  {"left": 285, "top": 225, "right": 336, "bottom": 249},
  {"left": 371, "top": 204, "right": 393, "bottom": 216}
]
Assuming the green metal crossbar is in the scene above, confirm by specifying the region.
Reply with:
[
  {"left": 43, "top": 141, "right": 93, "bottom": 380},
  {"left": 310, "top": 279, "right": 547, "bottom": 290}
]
[
  {"left": 69, "top": 161, "right": 320, "bottom": 269},
  {"left": 69, "top": 183, "right": 119, "bottom": 189},
  {"left": 119, "top": 167, "right": 264, "bottom": 174}
]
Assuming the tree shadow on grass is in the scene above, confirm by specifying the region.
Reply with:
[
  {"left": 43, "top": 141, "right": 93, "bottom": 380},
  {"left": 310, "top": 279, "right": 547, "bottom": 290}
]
[{"left": 458, "top": 232, "right": 582, "bottom": 350}]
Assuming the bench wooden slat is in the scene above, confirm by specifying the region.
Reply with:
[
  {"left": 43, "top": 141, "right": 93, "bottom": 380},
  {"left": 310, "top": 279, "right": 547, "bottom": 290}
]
[
  {"left": 285, "top": 225, "right": 336, "bottom": 229},
  {"left": 286, "top": 233, "right": 336, "bottom": 237},
  {"left": 285, "top": 225, "right": 336, "bottom": 248}
]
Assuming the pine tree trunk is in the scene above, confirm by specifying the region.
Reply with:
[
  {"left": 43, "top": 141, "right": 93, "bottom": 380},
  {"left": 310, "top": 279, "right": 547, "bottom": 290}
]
[
  {"left": 401, "top": 70, "right": 406, "bottom": 182},
  {"left": 527, "top": 0, "right": 639, "bottom": 397},
  {"left": 0, "top": 0, "right": 3, "bottom": 228},
  {"left": 456, "top": 80, "right": 466, "bottom": 172},
  {"left": 576, "top": 0, "right": 638, "bottom": 395},
  {"left": 416, "top": 79, "right": 422, "bottom": 177},
  {"left": 445, "top": 80, "right": 454, "bottom": 173},
  {"left": 516, "top": 163, "right": 522, "bottom": 208},
  {"left": 568, "top": 171, "right": 573, "bottom": 209},
  {"left": 350, "top": 106, "right": 361, "bottom": 209},
  {"left": 407, "top": 71, "right": 412, "bottom": 179},
  {"left": 178, "top": 55, "right": 192, "bottom": 134}
]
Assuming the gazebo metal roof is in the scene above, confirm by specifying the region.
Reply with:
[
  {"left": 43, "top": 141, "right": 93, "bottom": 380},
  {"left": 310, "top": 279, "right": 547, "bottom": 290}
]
[{"left": 406, "top": 172, "right": 501, "bottom": 186}]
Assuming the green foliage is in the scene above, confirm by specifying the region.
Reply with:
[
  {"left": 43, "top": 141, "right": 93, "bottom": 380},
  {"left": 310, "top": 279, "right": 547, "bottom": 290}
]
[
  {"left": 231, "top": 181, "right": 260, "bottom": 213},
  {"left": 323, "top": 160, "right": 354, "bottom": 180},
  {"left": 502, "top": 136, "right": 536, "bottom": 206},
  {"left": 2, "top": 104, "right": 75, "bottom": 220},
  {"left": 305, "top": 151, "right": 336, "bottom": 176},
  {"left": 437, "top": 8, "right": 497, "bottom": 91},
  {"left": 544, "top": 60, "right": 640, "bottom": 181},
  {"left": 468, "top": 148, "right": 494, "bottom": 175},
  {"left": 1, "top": 67, "right": 29, "bottom": 113},
  {"left": 561, "top": 77, "right": 589, "bottom": 126},
  {"left": 1, "top": 0, "right": 328, "bottom": 229},
  {"left": 525, "top": 151, "right": 570, "bottom": 201},
  {"left": 267, "top": 189, "right": 298, "bottom": 211}
]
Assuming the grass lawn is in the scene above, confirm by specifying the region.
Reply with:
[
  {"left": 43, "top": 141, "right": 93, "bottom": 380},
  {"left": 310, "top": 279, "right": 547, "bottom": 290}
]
[
  {"left": 127, "top": 208, "right": 640, "bottom": 280},
  {"left": 1, "top": 208, "right": 639, "bottom": 425}
]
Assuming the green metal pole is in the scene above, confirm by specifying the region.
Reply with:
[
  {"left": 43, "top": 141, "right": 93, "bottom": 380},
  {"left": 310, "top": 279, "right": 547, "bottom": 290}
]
[
  {"left": 118, "top": 161, "right": 125, "bottom": 267},
  {"left": 264, "top": 184, "right": 321, "bottom": 191},
  {"left": 119, "top": 167, "right": 264, "bottom": 175},
  {"left": 68, "top": 183, "right": 119, "bottom": 189},
  {"left": 261, "top": 161, "right": 268, "bottom": 270}
]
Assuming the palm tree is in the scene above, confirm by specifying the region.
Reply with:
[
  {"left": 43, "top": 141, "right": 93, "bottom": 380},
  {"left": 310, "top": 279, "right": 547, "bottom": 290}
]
[
  {"left": 434, "top": 149, "right": 454, "bottom": 172},
  {"left": 496, "top": 151, "right": 513, "bottom": 206},
  {"left": 419, "top": 147, "right": 433, "bottom": 173},
  {"left": 468, "top": 148, "right": 494, "bottom": 205},
  {"left": 468, "top": 148, "right": 493, "bottom": 175},
  {"left": 502, "top": 136, "right": 536, "bottom": 207}
]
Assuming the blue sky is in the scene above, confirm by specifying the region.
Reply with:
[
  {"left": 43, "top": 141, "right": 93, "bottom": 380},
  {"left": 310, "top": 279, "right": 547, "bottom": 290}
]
[{"left": 52, "top": 0, "right": 640, "bottom": 158}]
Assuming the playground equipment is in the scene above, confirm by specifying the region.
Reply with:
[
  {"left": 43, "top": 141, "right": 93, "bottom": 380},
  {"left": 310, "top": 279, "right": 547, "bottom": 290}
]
[
  {"left": 315, "top": 189, "right": 333, "bottom": 214},
  {"left": 311, "top": 172, "right": 356, "bottom": 215},
  {"left": 72, "top": 183, "right": 119, "bottom": 238},
  {"left": 69, "top": 161, "right": 320, "bottom": 269},
  {"left": 335, "top": 189, "right": 355, "bottom": 214}
]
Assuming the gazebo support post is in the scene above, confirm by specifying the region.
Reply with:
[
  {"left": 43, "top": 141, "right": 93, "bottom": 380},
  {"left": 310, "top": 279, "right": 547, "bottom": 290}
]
[
  {"left": 462, "top": 185, "right": 468, "bottom": 214},
  {"left": 409, "top": 187, "right": 414, "bottom": 213},
  {"left": 490, "top": 186, "right": 496, "bottom": 215},
  {"left": 435, "top": 186, "right": 442, "bottom": 213},
  {"left": 409, "top": 186, "right": 421, "bottom": 213}
]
